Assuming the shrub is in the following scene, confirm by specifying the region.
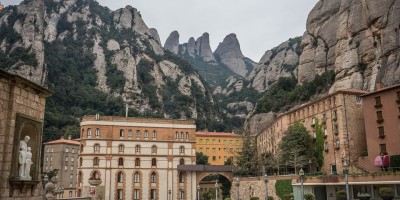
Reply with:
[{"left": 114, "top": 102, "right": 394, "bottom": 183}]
[
  {"left": 390, "top": 155, "right": 400, "bottom": 171},
  {"left": 282, "top": 193, "right": 294, "bottom": 200},
  {"left": 336, "top": 190, "right": 347, "bottom": 200},
  {"left": 268, "top": 196, "right": 274, "bottom": 200},
  {"left": 275, "top": 180, "right": 293, "bottom": 199},
  {"left": 304, "top": 193, "right": 316, "bottom": 200},
  {"left": 250, "top": 198, "right": 259, "bottom": 200},
  {"left": 379, "top": 187, "right": 394, "bottom": 198}
]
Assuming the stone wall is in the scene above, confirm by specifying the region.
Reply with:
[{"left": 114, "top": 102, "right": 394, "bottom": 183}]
[{"left": 0, "top": 70, "right": 51, "bottom": 199}]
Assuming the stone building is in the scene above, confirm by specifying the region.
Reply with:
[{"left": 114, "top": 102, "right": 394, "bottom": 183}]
[
  {"left": 78, "top": 115, "right": 197, "bottom": 200},
  {"left": 0, "top": 70, "right": 51, "bottom": 199},
  {"left": 195, "top": 131, "right": 242, "bottom": 165},
  {"left": 256, "top": 89, "right": 368, "bottom": 173},
  {"left": 43, "top": 136, "right": 80, "bottom": 198}
]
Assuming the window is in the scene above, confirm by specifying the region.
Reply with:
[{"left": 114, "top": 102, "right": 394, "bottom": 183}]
[
  {"left": 119, "top": 129, "right": 124, "bottom": 138},
  {"left": 50, "top": 156, "right": 53, "bottom": 161},
  {"left": 70, "top": 165, "right": 74, "bottom": 170},
  {"left": 93, "top": 157, "right": 99, "bottom": 165},
  {"left": 179, "top": 146, "right": 185, "bottom": 154},
  {"left": 69, "top": 182, "right": 73, "bottom": 187},
  {"left": 94, "top": 144, "right": 100, "bottom": 153},
  {"left": 69, "top": 191, "right": 72, "bottom": 197},
  {"left": 179, "top": 158, "right": 185, "bottom": 165},
  {"left": 236, "top": 140, "right": 240, "bottom": 145},
  {"left": 92, "top": 171, "right": 99, "bottom": 179},
  {"left": 64, "top": 165, "right": 67, "bottom": 171},
  {"left": 118, "top": 145, "right": 124, "bottom": 152},
  {"left": 397, "top": 91, "right": 400, "bottom": 100},
  {"left": 117, "top": 189, "right": 123, "bottom": 200},
  {"left": 80, "top": 158, "right": 82, "bottom": 167},
  {"left": 70, "top": 174, "right": 73, "bottom": 179},
  {"left": 175, "top": 132, "right": 179, "bottom": 139},
  {"left": 179, "top": 172, "right": 185, "bottom": 183},
  {"left": 333, "top": 110, "right": 337, "bottom": 119},
  {"left": 128, "top": 129, "right": 132, "bottom": 138},
  {"left": 95, "top": 128, "right": 100, "bottom": 136},
  {"left": 118, "top": 158, "right": 123, "bottom": 166},
  {"left": 199, "top": 139, "right": 203, "bottom": 144},
  {"left": 72, "top": 148, "right": 75, "bottom": 153},
  {"left": 180, "top": 132, "right": 184, "bottom": 139},
  {"left": 179, "top": 189, "right": 185, "bottom": 200},
  {"left": 135, "top": 145, "right": 141, "bottom": 154},
  {"left": 46, "top": 156, "right": 48, "bottom": 162},
  {"left": 66, "top": 147, "right": 69, "bottom": 153},
  {"left": 135, "top": 158, "right": 140, "bottom": 166},
  {"left": 212, "top": 148, "right": 216, "bottom": 153},
  {"left": 136, "top": 130, "right": 140, "bottom": 139},
  {"left": 206, "top": 139, "right": 209, "bottom": 144},
  {"left": 134, "top": 172, "right": 140, "bottom": 183},
  {"left": 133, "top": 189, "right": 140, "bottom": 200},
  {"left": 199, "top": 148, "right": 203, "bottom": 152},
  {"left": 324, "top": 142, "right": 329, "bottom": 151},
  {"left": 377, "top": 111, "right": 383, "bottom": 122},
  {"left": 150, "top": 189, "right": 156, "bottom": 200},
  {"left": 375, "top": 96, "right": 382, "bottom": 106},
  {"left": 144, "top": 130, "right": 148, "bottom": 139},
  {"left": 152, "top": 130, "right": 157, "bottom": 139},
  {"left": 206, "top": 148, "right": 209, "bottom": 152},
  {"left": 71, "top": 157, "right": 74, "bottom": 162},
  {"left": 224, "top": 148, "right": 227, "bottom": 153},
  {"left": 117, "top": 172, "right": 123, "bottom": 183},
  {"left": 87, "top": 128, "right": 92, "bottom": 137},
  {"left": 212, "top": 139, "right": 215, "bottom": 144},
  {"left": 335, "top": 139, "right": 340, "bottom": 149},
  {"left": 185, "top": 132, "right": 189, "bottom": 139},
  {"left": 151, "top": 145, "right": 157, "bottom": 154},
  {"left": 150, "top": 172, "right": 157, "bottom": 183},
  {"left": 151, "top": 158, "right": 157, "bottom": 166},
  {"left": 356, "top": 96, "right": 362, "bottom": 104},
  {"left": 380, "top": 144, "right": 387, "bottom": 154},
  {"left": 378, "top": 126, "right": 385, "bottom": 138},
  {"left": 212, "top": 156, "right": 216, "bottom": 161},
  {"left": 46, "top": 148, "right": 49, "bottom": 153}
]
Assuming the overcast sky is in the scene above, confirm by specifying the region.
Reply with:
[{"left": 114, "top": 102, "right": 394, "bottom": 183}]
[{"left": 3, "top": 0, "right": 318, "bottom": 61}]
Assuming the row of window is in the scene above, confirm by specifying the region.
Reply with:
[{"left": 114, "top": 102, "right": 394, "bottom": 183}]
[
  {"left": 84, "top": 128, "right": 192, "bottom": 140},
  {"left": 91, "top": 157, "right": 186, "bottom": 167},
  {"left": 289, "top": 96, "right": 339, "bottom": 123},
  {"left": 93, "top": 144, "right": 186, "bottom": 154},
  {"left": 198, "top": 139, "right": 240, "bottom": 145},
  {"left": 117, "top": 189, "right": 170, "bottom": 200},
  {"left": 46, "top": 147, "right": 77, "bottom": 153},
  {"left": 198, "top": 147, "right": 240, "bottom": 153}
]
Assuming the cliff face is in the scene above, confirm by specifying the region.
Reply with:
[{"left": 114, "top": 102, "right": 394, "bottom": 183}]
[{"left": 298, "top": 0, "right": 400, "bottom": 92}]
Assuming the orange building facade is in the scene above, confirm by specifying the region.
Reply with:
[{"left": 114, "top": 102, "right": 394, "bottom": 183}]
[{"left": 195, "top": 132, "right": 243, "bottom": 165}]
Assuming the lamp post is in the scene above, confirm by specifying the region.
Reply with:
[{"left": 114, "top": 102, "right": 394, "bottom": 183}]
[
  {"left": 215, "top": 180, "right": 219, "bottom": 200},
  {"left": 343, "top": 160, "right": 350, "bottom": 200},
  {"left": 235, "top": 177, "right": 240, "bottom": 200},
  {"left": 299, "top": 168, "right": 305, "bottom": 200},
  {"left": 197, "top": 185, "right": 200, "bottom": 200},
  {"left": 168, "top": 189, "right": 171, "bottom": 200},
  {"left": 264, "top": 174, "right": 269, "bottom": 200}
]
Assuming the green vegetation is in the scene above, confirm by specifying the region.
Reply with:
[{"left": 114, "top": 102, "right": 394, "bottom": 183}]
[
  {"left": 196, "top": 152, "right": 209, "bottom": 165},
  {"left": 304, "top": 193, "right": 316, "bottom": 200},
  {"left": 235, "top": 137, "right": 259, "bottom": 176},
  {"left": 250, "top": 197, "right": 260, "bottom": 200},
  {"left": 314, "top": 118, "right": 324, "bottom": 168},
  {"left": 0, "top": 47, "right": 37, "bottom": 69},
  {"left": 255, "top": 70, "right": 335, "bottom": 115},
  {"left": 336, "top": 190, "right": 347, "bottom": 200},
  {"left": 275, "top": 179, "right": 293, "bottom": 199},
  {"left": 390, "top": 155, "right": 400, "bottom": 170},
  {"left": 378, "top": 187, "right": 395, "bottom": 198}
]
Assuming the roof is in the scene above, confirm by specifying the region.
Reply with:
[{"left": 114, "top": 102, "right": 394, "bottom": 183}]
[
  {"left": 0, "top": 70, "right": 52, "bottom": 97},
  {"left": 44, "top": 138, "right": 80, "bottom": 146},
  {"left": 361, "top": 83, "right": 400, "bottom": 97},
  {"left": 195, "top": 132, "right": 242, "bottom": 138}
]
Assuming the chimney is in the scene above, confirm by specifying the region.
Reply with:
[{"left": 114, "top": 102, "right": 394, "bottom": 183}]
[
  {"left": 68, "top": 135, "right": 72, "bottom": 140},
  {"left": 375, "top": 82, "right": 385, "bottom": 91}
]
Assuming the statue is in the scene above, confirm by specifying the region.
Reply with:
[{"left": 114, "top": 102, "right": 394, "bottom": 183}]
[
  {"left": 18, "top": 136, "right": 30, "bottom": 179},
  {"left": 25, "top": 147, "right": 33, "bottom": 179},
  {"left": 45, "top": 176, "right": 57, "bottom": 200}
]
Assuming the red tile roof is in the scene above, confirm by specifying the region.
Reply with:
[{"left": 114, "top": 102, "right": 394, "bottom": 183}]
[
  {"left": 195, "top": 132, "right": 242, "bottom": 138},
  {"left": 361, "top": 83, "right": 400, "bottom": 97},
  {"left": 44, "top": 138, "right": 80, "bottom": 145}
]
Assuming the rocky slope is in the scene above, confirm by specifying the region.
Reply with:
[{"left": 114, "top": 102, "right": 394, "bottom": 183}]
[
  {"left": 298, "top": 0, "right": 400, "bottom": 92},
  {"left": 0, "top": 0, "right": 219, "bottom": 135}
]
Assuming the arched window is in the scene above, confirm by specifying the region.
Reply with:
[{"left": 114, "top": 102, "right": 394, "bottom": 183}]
[
  {"left": 78, "top": 172, "right": 83, "bottom": 184},
  {"left": 94, "top": 144, "right": 100, "bottom": 153},
  {"left": 128, "top": 129, "right": 132, "bottom": 138},
  {"left": 118, "top": 145, "right": 124, "bottom": 152},
  {"left": 144, "top": 130, "right": 148, "bottom": 139},
  {"left": 179, "top": 172, "right": 185, "bottom": 183},
  {"left": 151, "top": 145, "right": 157, "bottom": 154},
  {"left": 175, "top": 132, "right": 178, "bottom": 139},
  {"left": 180, "top": 132, "right": 184, "bottom": 139},
  {"left": 135, "top": 158, "right": 140, "bottom": 166},
  {"left": 135, "top": 145, "right": 141, "bottom": 154},
  {"left": 87, "top": 128, "right": 92, "bottom": 137},
  {"left": 152, "top": 130, "right": 157, "bottom": 139},
  {"left": 136, "top": 130, "right": 140, "bottom": 139},
  {"left": 80, "top": 157, "right": 83, "bottom": 167},
  {"left": 185, "top": 132, "right": 189, "bottom": 139},
  {"left": 80, "top": 144, "right": 84, "bottom": 153},
  {"left": 81, "top": 129, "right": 84, "bottom": 137},
  {"left": 118, "top": 158, "right": 123, "bottom": 166},
  {"left": 179, "top": 158, "right": 185, "bottom": 165},
  {"left": 117, "top": 172, "right": 123, "bottom": 183},
  {"left": 92, "top": 171, "right": 99, "bottom": 179},
  {"left": 151, "top": 158, "right": 157, "bottom": 166},
  {"left": 179, "top": 146, "right": 185, "bottom": 154},
  {"left": 150, "top": 172, "right": 157, "bottom": 183},
  {"left": 95, "top": 128, "right": 100, "bottom": 136},
  {"left": 119, "top": 129, "right": 124, "bottom": 138},
  {"left": 134, "top": 172, "right": 140, "bottom": 183},
  {"left": 93, "top": 157, "right": 99, "bottom": 166}
]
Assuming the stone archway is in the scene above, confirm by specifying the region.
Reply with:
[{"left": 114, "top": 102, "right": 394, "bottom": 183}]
[{"left": 196, "top": 171, "right": 234, "bottom": 186}]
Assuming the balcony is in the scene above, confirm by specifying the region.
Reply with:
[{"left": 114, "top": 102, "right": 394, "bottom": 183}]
[
  {"left": 397, "top": 99, "right": 400, "bottom": 104},
  {"left": 374, "top": 104, "right": 383, "bottom": 108},
  {"left": 379, "top": 134, "right": 385, "bottom": 139},
  {"left": 376, "top": 119, "right": 384, "bottom": 123},
  {"left": 88, "top": 179, "right": 102, "bottom": 186}
]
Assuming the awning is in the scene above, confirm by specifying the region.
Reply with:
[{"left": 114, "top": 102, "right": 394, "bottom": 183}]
[{"left": 374, "top": 155, "right": 390, "bottom": 167}]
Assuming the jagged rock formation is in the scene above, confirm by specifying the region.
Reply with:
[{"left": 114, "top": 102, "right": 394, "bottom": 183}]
[
  {"left": 298, "top": 0, "right": 400, "bottom": 92},
  {"left": 214, "top": 33, "right": 251, "bottom": 77},
  {"left": 164, "top": 30, "right": 179, "bottom": 54},
  {"left": 195, "top": 32, "right": 216, "bottom": 62},
  {"left": 246, "top": 37, "right": 302, "bottom": 92}
]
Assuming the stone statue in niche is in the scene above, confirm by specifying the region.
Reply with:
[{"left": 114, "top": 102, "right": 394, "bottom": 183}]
[{"left": 18, "top": 136, "right": 32, "bottom": 180}]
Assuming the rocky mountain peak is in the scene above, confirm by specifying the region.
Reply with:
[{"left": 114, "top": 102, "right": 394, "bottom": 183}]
[
  {"left": 195, "top": 32, "right": 216, "bottom": 62},
  {"left": 149, "top": 28, "right": 161, "bottom": 45},
  {"left": 164, "top": 30, "right": 179, "bottom": 54},
  {"left": 214, "top": 33, "right": 249, "bottom": 77}
]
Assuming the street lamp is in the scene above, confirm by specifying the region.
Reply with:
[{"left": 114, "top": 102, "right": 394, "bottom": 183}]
[
  {"left": 299, "top": 168, "right": 305, "bottom": 200},
  {"left": 235, "top": 177, "right": 240, "bottom": 200},
  {"left": 264, "top": 174, "right": 269, "bottom": 200},
  {"left": 343, "top": 160, "right": 350, "bottom": 200},
  {"left": 197, "top": 185, "right": 200, "bottom": 200},
  {"left": 215, "top": 180, "right": 219, "bottom": 200}
]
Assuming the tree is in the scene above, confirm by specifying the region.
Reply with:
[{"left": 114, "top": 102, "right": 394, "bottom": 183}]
[
  {"left": 262, "top": 151, "right": 282, "bottom": 175},
  {"left": 235, "top": 136, "right": 260, "bottom": 176},
  {"left": 280, "top": 123, "right": 313, "bottom": 174},
  {"left": 224, "top": 157, "right": 234, "bottom": 165},
  {"left": 196, "top": 152, "right": 209, "bottom": 165}
]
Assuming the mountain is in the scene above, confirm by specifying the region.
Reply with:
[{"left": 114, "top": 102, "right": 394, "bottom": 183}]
[{"left": 0, "top": 0, "right": 222, "bottom": 138}]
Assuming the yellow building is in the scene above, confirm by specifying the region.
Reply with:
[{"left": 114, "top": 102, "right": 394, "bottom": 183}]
[{"left": 196, "top": 131, "right": 243, "bottom": 165}]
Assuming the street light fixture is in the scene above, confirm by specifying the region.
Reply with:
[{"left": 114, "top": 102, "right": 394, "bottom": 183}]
[
  {"left": 264, "top": 174, "right": 269, "bottom": 200},
  {"left": 197, "top": 185, "right": 200, "bottom": 200},
  {"left": 215, "top": 180, "right": 219, "bottom": 200},
  {"left": 343, "top": 160, "right": 350, "bottom": 200},
  {"left": 299, "top": 168, "right": 305, "bottom": 200},
  {"left": 235, "top": 177, "right": 240, "bottom": 200}
]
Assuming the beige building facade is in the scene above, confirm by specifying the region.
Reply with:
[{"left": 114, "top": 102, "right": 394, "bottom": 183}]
[
  {"left": 78, "top": 116, "right": 198, "bottom": 200},
  {"left": 256, "top": 89, "right": 368, "bottom": 173},
  {"left": 0, "top": 70, "right": 51, "bottom": 199},
  {"left": 43, "top": 137, "right": 80, "bottom": 198}
]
